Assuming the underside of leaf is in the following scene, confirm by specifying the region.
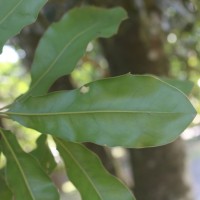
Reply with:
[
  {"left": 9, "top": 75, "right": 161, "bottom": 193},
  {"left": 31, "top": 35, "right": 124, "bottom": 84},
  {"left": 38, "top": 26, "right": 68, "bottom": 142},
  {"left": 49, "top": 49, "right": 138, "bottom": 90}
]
[{"left": 7, "top": 75, "right": 196, "bottom": 148}]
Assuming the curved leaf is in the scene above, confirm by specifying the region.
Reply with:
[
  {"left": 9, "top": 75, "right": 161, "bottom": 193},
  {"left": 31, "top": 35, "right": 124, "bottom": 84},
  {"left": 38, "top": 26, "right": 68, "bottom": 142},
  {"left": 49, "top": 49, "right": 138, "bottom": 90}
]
[
  {"left": 0, "top": 129, "right": 59, "bottom": 200},
  {"left": 0, "top": 0, "right": 47, "bottom": 52},
  {"left": 7, "top": 75, "right": 196, "bottom": 148},
  {"left": 31, "top": 134, "right": 57, "bottom": 175},
  {"left": 55, "top": 138, "right": 135, "bottom": 200},
  {"left": 22, "top": 6, "right": 127, "bottom": 99}
]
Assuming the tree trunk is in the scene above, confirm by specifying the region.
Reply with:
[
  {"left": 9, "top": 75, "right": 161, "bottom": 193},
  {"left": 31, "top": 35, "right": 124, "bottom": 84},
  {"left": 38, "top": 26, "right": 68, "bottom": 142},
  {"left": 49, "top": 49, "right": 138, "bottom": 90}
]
[
  {"left": 87, "top": 0, "right": 193, "bottom": 199},
  {"left": 129, "top": 140, "right": 192, "bottom": 200}
]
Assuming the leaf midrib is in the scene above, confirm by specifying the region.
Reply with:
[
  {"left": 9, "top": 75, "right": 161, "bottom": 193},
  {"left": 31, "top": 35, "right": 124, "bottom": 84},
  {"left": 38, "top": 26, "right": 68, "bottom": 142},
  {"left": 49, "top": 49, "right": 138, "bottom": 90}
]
[
  {"left": 0, "top": 0, "right": 24, "bottom": 24},
  {"left": 0, "top": 130, "right": 35, "bottom": 200},
  {"left": 56, "top": 139, "right": 103, "bottom": 200},
  {"left": 6, "top": 110, "right": 194, "bottom": 117},
  {"left": 27, "top": 23, "right": 96, "bottom": 98}
]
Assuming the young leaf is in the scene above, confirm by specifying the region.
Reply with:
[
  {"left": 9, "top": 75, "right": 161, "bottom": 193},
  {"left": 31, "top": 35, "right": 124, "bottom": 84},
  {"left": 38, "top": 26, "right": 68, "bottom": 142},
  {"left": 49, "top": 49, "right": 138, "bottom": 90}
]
[
  {"left": 0, "top": 175, "right": 13, "bottom": 200},
  {"left": 55, "top": 138, "right": 135, "bottom": 200},
  {"left": 0, "top": 0, "right": 48, "bottom": 52},
  {"left": 30, "top": 134, "right": 57, "bottom": 175},
  {"left": 7, "top": 75, "right": 196, "bottom": 148},
  {"left": 22, "top": 7, "right": 127, "bottom": 98},
  {"left": 0, "top": 129, "right": 59, "bottom": 200}
]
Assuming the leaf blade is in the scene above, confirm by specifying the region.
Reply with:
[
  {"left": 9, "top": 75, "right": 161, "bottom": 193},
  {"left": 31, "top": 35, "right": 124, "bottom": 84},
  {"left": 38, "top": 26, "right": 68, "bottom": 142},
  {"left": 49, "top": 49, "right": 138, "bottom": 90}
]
[
  {"left": 0, "top": 174, "right": 13, "bottom": 200},
  {"left": 55, "top": 138, "right": 135, "bottom": 200},
  {"left": 23, "top": 6, "right": 127, "bottom": 98},
  {"left": 161, "top": 78, "right": 194, "bottom": 95},
  {"left": 8, "top": 75, "right": 196, "bottom": 148},
  {"left": 0, "top": 129, "right": 59, "bottom": 200},
  {"left": 0, "top": 0, "right": 47, "bottom": 51}
]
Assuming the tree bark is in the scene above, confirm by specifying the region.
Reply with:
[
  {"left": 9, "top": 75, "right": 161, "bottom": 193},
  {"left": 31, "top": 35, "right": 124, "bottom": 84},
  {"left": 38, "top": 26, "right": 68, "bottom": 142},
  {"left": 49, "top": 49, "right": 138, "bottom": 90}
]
[{"left": 129, "top": 140, "right": 192, "bottom": 200}]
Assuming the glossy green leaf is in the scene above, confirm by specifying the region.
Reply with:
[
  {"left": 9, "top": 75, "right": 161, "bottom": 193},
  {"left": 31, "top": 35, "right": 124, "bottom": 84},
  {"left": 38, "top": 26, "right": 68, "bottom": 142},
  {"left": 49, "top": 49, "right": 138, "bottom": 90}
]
[
  {"left": 161, "top": 78, "right": 194, "bottom": 95},
  {"left": 21, "top": 7, "right": 127, "bottom": 99},
  {"left": 0, "top": 129, "right": 59, "bottom": 200},
  {"left": 0, "top": 0, "right": 47, "bottom": 52},
  {"left": 31, "top": 134, "right": 57, "bottom": 175},
  {"left": 7, "top": 75, "right": 196, "bottom": 147},
  {"left": 55, "top": 138, "right": 135, "bottom": 200},
  {"left": 0, "top": 175, "right": 13, "bottom": 200}
]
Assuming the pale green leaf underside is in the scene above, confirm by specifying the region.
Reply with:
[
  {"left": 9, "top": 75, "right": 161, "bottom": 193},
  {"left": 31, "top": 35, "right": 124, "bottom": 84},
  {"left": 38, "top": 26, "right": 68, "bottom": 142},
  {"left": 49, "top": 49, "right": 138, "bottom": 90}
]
[
  {"left": 55, "top": 138, "right": 135, "bottom": 200},
  {"left": 0, "top": 0, "right": 47, "bottom": 52},
  {"left": 22, "top": 6, "right": 127, "bottom": 99},
  {"left": 0, "top": 129, "right": 59, "bottom": 200},
  {"left": 8, "top": 75, "right": 196, "bottom": 148}
]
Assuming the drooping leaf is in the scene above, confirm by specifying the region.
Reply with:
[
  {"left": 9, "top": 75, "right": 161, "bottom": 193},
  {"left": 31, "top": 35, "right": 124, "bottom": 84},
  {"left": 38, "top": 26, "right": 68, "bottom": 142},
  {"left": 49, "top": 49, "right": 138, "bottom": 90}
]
[
  {"left": 31, "top": 134, "right": 57, "bottom": 175},
  {"left": 0, "top": 174, "right": 13, "bottom": 200},
  {"left": 0, "top": 0, "right": 48, "bottom": 52},
  {"left": 7, "top": 75, "right": 196, "bottom": 148},
  {"left": 0, "top": 129, "right": 59, "bottom": 200},
  {"left": 55, "top": 138, "right": 135, "bottom": 200},
  {"left": 21, "top": 7, "right": 127, "bottom": 99},
  {"left": 161, "top": 78, "right": 194, "bottom": 95}
]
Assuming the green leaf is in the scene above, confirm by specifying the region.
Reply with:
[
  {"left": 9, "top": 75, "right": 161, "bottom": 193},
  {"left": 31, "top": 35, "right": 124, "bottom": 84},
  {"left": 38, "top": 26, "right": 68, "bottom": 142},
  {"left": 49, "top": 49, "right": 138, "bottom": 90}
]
[
  {"left": 55, "top": 138, "right": 135, "bottom": 200},
  {"left": 31, "top": 134, "right": 57, "bottom": 175},
  {"left": 161, "top": 78, "right": 194, "bottom": 95},
  {"left": 7, "top": 75, "right": 196, "bottom": 148},
  {"left": 22, "top": 6, "right": 127, "bottom": 99},
  {"left": 0, "top": 129, "right": 59, "bottom": 200},
  {"left": 0, "top": 0, "right": 48, "bottom": 52},
  {"left": 0, "top": 175, "right": 13, "bottom": 200}
]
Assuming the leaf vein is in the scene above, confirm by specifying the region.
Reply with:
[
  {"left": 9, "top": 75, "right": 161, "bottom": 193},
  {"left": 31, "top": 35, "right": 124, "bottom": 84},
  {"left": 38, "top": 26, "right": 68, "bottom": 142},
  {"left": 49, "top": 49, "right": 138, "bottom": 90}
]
[
  {"left": 6, "top": 110, "right": 194, "bottom": 117},
  {"left": 0, "top": 0, "right": 24, "bottom": 24},
  {"left": 0, "top": 129, "right": 35, "bottom": 200},
  {"left": 28, "top": 24, "right": 96, "bottom": 97},
  {"left": 56, "top": 139, "right": 103, "bottom": 200}
]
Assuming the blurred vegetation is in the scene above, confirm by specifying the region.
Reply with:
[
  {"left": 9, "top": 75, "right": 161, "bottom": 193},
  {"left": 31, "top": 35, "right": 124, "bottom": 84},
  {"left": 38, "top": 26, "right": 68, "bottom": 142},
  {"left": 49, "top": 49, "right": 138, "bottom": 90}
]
[
  {"left": 71, "top": 41, "right": 109, "bottom": 87},
  {"left": 0, "top": 48, "right": 40, "bottom": 154}
]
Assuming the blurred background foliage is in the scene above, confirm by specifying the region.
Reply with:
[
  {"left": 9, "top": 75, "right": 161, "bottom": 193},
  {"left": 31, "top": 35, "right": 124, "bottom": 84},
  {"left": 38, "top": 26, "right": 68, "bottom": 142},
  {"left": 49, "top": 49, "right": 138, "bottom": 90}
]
[{"left": 1, "top": 0, "right": 200, "bottom": 199}]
